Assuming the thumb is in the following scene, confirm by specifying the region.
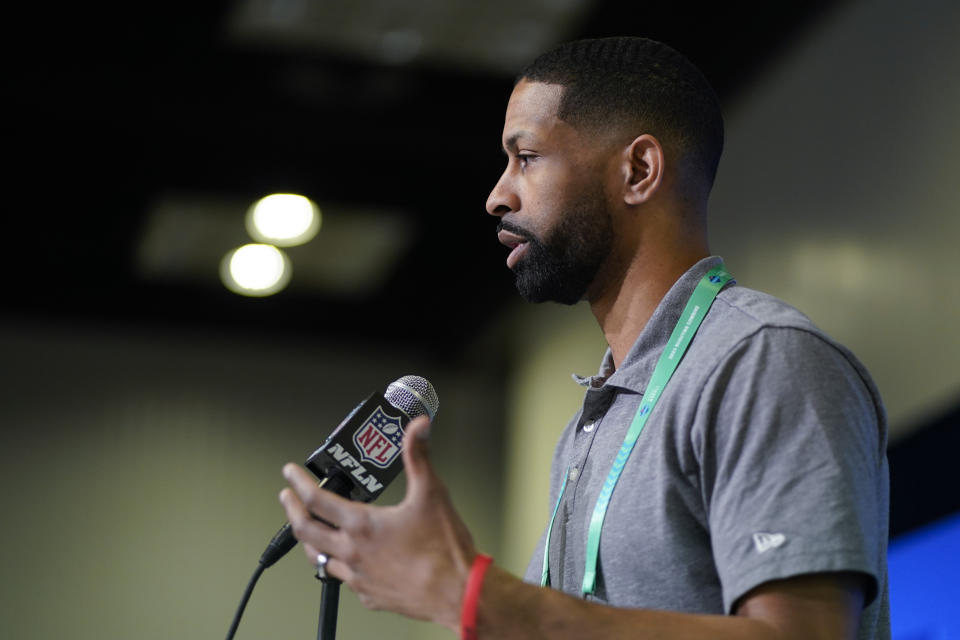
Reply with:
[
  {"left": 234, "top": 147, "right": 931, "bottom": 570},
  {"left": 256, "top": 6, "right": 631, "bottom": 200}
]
[{"left": 402, "top": 415, "right": 435, "bottom": 498}]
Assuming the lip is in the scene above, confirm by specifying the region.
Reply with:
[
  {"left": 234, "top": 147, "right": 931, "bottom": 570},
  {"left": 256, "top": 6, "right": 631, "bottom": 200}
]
[
  {"left": 497, "top": 228, "right": 527, "bottom": 248},
  {"left": 497, "top": 229, "right": 529, "bottom": 269}
]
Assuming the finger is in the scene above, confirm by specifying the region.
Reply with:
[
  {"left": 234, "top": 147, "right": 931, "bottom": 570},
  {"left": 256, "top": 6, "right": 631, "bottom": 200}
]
[
  {"left": 401, "top": 416, "right": 435, "bottom": 500},
  {"left": 279, "top": 487, "right": 349, "bottom": 556},
  {"left": 303, "top": 541, "right": 320, "bottom": 563},
  {"left": 283, "top": 463, "right": 355, "bottom": 525},
  {"left": 301, "top": 542, "right": 355, "bottom": 584},
  {"left": 322, "top": 556, "right": 354, "bottom": 583},
  {"left": 302, "top": 541, "right": 356, "bottom": 584}
]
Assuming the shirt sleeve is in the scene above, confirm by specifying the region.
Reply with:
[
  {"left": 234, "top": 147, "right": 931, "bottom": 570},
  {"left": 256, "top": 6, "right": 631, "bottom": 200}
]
[{"left": 692, "top": 326, "right": 888, "bottom": 613}]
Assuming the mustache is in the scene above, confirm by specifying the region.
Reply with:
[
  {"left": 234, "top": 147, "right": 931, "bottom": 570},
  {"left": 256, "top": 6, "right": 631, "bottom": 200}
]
[{"left": 496, "top": 220, "right": 535, "bottom": 242}]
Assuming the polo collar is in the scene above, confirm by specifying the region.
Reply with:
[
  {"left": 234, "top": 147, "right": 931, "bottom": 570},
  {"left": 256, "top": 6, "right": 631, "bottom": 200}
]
[{"left": 573, "top": 256, "right": 727, "bottom": 394}]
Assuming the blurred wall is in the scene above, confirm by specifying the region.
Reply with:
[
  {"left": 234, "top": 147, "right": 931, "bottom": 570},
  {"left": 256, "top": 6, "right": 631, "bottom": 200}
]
[
  {"left": 500, "top": 303, "right": 606, "bottom": 575},
  {"left": 0, "top": 322, "right": 504, "bottom": 639},
  {"left": 709, "top": 0, "right": 960, "bottom": 437},
  {"left": 502, "top": 0, "right": 960, "bottom": 573}
]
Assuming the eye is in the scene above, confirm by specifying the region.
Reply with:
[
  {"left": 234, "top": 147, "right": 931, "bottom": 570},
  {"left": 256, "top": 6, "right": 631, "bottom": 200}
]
[{"left": 517, "top": 153, "right": 537, "bottom": 169}]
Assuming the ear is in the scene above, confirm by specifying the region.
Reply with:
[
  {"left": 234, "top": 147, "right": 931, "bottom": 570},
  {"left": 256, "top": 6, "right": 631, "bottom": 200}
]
[{"left": 622, "top": 134, "right": 665, "bottom": 206}]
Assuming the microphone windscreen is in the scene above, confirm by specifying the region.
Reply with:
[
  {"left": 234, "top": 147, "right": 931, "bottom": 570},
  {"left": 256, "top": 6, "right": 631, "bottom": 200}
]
[{"left": 385, "top": 375, "right": 439, "bottom": 420}]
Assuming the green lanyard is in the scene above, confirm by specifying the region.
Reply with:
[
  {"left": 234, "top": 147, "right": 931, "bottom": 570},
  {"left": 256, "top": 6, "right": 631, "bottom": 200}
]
[{"left": 540, "top": 265, "right": 734, "bottom": 595}]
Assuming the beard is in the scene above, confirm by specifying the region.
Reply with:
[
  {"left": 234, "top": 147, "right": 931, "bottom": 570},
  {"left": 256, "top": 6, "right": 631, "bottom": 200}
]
[{"left": 500, "top": 189, "right": 614, "bottom": 305}]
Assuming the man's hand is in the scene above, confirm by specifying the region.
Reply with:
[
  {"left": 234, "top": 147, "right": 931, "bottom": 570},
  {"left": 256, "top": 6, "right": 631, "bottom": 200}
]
[
  {"left": 279, "top": 416, "right": 476, "bottom": 631},
  {"left": 281, "top": 415, "right": 866, "bottom": 640}
]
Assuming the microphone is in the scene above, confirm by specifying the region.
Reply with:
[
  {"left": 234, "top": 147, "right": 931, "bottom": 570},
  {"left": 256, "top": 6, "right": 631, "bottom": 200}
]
[{"left": 259, "top": 375, "right": 439, "bottom": 568}]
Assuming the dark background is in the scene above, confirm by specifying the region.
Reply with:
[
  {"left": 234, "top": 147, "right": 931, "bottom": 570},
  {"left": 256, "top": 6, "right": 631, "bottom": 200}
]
[
  {"left": 4, "top": 1, "right": 837, "bottom": 358},
  {"left": 2, "top": 0, "right": 955, "bottom": 540}
]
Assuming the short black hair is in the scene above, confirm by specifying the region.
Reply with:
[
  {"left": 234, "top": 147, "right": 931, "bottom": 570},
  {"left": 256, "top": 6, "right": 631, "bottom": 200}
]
[{"left": 518, "top": 37, "right": 724, "bottom": 193}]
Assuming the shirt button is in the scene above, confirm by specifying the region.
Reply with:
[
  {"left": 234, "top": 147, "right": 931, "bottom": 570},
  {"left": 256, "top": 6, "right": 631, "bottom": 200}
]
[
  {"left": 569, "top": 467, "right": 580, "bottom": 481},
  {"left": 582, "top": 421, "right": 596, "bottom": 433}
]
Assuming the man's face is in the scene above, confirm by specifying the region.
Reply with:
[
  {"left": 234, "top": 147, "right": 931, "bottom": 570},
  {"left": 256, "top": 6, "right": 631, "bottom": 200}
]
[{"left": 486, "top": 80, "right": 614, "bottom": 305}]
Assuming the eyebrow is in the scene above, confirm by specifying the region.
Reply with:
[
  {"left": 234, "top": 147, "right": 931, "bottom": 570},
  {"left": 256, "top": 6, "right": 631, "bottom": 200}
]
[{"left": 502, "top": 130, "right": 535, "bottom": 154}]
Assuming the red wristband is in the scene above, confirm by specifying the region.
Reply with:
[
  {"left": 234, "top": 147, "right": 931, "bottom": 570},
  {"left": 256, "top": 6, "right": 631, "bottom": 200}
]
[{"left": 460, "top": 553, "right": 493, "bottom": 640}]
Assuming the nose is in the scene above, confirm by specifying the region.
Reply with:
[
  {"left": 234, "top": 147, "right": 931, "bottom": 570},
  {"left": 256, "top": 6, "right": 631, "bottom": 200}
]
[{"left": 485, "top": 170, "right": 519, "bottom": 217}]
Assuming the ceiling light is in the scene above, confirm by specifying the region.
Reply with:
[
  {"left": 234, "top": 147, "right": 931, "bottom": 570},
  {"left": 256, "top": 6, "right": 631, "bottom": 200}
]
[
  {"left": 246, "top": 193, "right": 321, "bottom": 246},
  {"left": 220, "top": 243, "right": 292, "bottom": 296}
]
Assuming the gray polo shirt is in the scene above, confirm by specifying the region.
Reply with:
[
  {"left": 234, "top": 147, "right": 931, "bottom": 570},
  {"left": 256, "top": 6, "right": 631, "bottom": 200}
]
[{"left": 524, "top": 257, "right": 890, "bottom": 639}]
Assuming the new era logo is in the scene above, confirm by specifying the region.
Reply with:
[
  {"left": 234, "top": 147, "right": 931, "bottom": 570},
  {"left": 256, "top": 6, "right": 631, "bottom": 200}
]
[{"left": 752, "top": 532, "right": 786, "bottom": 553}]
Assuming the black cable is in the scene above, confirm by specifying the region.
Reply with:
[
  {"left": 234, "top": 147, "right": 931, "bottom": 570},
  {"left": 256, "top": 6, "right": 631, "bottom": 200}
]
[
  {"left": 225, "top": 562, "right": 266, "bottom": 640},
  {"left": 227, "top": 473, "right": 352, "bottom": 640}
]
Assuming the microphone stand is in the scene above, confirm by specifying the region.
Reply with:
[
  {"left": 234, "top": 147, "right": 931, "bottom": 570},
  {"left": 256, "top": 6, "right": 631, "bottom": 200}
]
[
  {"left": 314, "top": 471, "right": 353, "bottom": 640},
  {"left": 317, "top": 575, "right": 341, "bottom": 640}
]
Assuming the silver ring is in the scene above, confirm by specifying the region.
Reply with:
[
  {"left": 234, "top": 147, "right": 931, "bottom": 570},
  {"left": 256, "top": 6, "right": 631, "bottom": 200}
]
[{"left": 316, "top": 553, "right": 329, "bottom": 580}]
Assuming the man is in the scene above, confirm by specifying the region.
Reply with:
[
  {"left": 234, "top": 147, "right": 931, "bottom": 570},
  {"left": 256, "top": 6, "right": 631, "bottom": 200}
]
[{"left": 280, "top": 37, "right": 889, "bottom": 639}]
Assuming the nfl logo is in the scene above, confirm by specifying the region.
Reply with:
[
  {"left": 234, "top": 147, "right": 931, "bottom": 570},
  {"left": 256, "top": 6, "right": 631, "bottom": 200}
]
[{"left": 353, "top": 406, "right": 405, "bottom": 469}]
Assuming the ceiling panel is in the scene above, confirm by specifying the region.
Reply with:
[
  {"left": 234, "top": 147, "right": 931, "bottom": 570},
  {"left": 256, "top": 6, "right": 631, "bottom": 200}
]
[
  {"left": 1, "top": 0, "right": 840, "bottom": 359},
  {"left": 226, "top": 0, "right": 595, "bottom": 72}
]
